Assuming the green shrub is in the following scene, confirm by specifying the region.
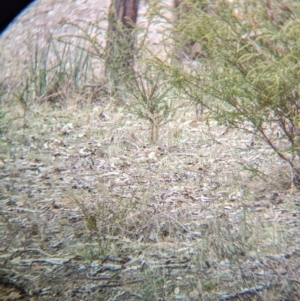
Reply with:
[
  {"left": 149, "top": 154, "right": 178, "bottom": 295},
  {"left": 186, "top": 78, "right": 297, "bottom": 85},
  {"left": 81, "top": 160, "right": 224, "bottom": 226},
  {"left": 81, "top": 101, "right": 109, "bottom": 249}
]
[
  {"left": 169, "top": 0, "right": 300, "bottom": 185},
  {"left": 124, "top": 59, "right": 179, "bottom": 143}
]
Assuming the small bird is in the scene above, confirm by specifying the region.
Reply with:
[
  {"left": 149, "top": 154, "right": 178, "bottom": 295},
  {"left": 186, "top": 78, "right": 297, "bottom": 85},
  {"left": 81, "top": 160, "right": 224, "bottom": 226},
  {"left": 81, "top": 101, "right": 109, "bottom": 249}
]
[
  {"left": 268, "top": 192, "right": 278, "bottom": 202},
  {"left": 268, "top": 192, "right": 283, "bottom": 204}
]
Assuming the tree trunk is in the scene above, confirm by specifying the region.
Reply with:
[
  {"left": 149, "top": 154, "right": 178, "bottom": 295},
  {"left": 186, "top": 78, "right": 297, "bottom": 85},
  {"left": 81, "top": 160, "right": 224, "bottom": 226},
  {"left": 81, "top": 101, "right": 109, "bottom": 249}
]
[{"left": 106, "top": 0, "right": 140, "bottom": 80}]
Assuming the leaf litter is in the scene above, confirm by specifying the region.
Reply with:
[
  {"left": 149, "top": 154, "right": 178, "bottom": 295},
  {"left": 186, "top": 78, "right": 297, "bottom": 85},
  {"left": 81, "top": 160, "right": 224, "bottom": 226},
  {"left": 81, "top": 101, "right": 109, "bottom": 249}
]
[
  {"left": 0, "top": 0, "right": 300, "bottom": 299},
  {"left": 0, "top": 103, "right": 299, "bottom": 301}
]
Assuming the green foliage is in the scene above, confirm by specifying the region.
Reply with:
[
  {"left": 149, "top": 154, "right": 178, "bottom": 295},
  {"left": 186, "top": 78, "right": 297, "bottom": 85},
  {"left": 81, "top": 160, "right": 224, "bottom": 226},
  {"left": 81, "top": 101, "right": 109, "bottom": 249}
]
[
  {"left": 57, "top": 18, "right": 107, "bottom": 84},
  {"left": 105, "top": 1, "right": 143, "bottom": 88},
  {"left": 70, "top": 195, "right": 113, "bottom": 260},
  {"left": 30, "top": 36, "right": 94, "bottom": 102},
  {"left": 124, "top": 59, "right": 179, "bottom": 143},
  {"left": 106, "top": 13, "right": 135, "bottom": 77},
  {"left": 0, "top": 109, "right": 11, "bottom": 136},
  {"left": 103, "top": 0, "right": 181, "bottom": 143},
  {"left": 24, "top": 37, "right": 67, "bottom": 103},
  {"left": 170, "top": 0, "right": 300, "bottom": 184},
  {"left": 3, "top": 30, "right": 98, "bottom": 111},
  {"left": 0, "top": 88, "right": 13, "bottom": 135}
]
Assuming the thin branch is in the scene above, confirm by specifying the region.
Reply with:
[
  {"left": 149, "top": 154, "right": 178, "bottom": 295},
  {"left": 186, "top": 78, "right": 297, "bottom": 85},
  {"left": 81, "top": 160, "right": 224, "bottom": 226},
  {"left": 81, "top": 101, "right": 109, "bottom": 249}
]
[{"left": 219, "top": 284, "right": 273, "bottom": 301}]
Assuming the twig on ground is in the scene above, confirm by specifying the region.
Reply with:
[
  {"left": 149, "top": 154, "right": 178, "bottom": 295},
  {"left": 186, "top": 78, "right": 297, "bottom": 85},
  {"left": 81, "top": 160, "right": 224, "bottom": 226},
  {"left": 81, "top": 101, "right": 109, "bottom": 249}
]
[
  {"left": 11, "top": 258, "right": 72, "bottom": 266},
  {"left": 11, "top": 248, "right": 54, "bottom": 257},
  {"left": 219, "top": 284, "right": 272, "bottom": 300},
  {"left": 89, "top": 278, "right": 145, "bottom": 290}
]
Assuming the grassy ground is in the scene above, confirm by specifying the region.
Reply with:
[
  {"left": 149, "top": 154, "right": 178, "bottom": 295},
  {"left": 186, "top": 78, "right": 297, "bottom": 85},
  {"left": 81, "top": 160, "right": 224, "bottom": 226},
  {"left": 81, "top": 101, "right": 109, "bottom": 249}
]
[{"left": 0, "top": 99, "right": 300, "bottom": 301}]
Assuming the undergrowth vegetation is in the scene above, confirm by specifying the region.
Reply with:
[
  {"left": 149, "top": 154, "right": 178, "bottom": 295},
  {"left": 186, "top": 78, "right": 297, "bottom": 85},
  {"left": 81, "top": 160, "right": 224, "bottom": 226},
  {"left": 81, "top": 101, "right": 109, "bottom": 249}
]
[
  {"left": 1, "top": 0, "right": 300, "bottom": 300},
  {"left": 169, "top": 0, "right": 300, "bottom": 186}
]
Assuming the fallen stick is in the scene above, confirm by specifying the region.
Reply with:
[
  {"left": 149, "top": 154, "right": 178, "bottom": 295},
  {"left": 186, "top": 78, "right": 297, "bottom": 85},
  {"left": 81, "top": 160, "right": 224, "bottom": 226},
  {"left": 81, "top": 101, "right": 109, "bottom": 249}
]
[{"left": 219, "top": 284, "right": 271, "bottom": 300}]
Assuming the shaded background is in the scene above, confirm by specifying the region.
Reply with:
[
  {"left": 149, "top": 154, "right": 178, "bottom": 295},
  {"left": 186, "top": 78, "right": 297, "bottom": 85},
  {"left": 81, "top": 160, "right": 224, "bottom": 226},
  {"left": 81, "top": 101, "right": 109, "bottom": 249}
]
[{"left": 0, "top": 0, "right": 35, "bottom": 33}]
